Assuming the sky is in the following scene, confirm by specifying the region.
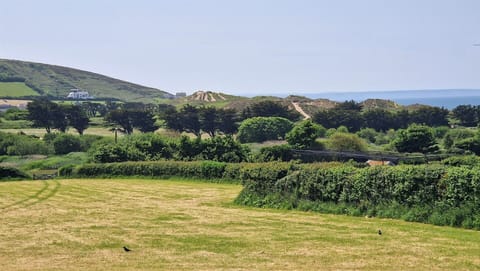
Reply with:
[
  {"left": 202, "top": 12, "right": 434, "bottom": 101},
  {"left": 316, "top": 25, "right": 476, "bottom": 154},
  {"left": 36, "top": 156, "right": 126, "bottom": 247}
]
[{"left": 1, "top": 0, "right": 480, "bottom": 96}]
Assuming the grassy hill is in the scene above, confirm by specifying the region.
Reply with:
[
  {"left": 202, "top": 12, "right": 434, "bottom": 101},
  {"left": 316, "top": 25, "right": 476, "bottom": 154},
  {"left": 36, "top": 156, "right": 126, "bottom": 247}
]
[
  {"left": 0, "top": 82, "right": 39, "bottom": 97},
  {"left": 0, "top": 59, "right": 170, "bottom": 102}
]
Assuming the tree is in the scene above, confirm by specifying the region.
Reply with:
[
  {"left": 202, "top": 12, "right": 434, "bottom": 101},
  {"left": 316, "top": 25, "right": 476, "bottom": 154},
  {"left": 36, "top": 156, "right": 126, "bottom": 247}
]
[
  {"left": 27, "top": 98, "right": 67, "bottom": 133},
  {"left": 452, "top": 105, "right": 478, "bottom": 127},
  {"left": 199, "top": 106, "right": 219, "bottom": 137},
  {"left": 106, "top": 108, "right": 157, "bottom": 134},
  {"left": 286, "top": 120, "right": 322, "bottom": 149},
  {"left": 131, "top": 110, "right": 158, "bottom": 133},
  {"left": 179, "top": 104, "right": 201, "bottom": 137},
  {"left": 65, "top": 105, "right": 90, "bottom": 135},
  {"left": 362, "top": 109, "right": 396, "bottom": 131},
  {"left": 52, "top": 134, "right": 82, "bottom": 154},
  {"left": 242, "top": 100, "right": 300, "bottom": 121},
  {"left": 81, "top": 102, "right": 106, "bottom": 117},
  {"left": 313, "top": 109, "right": 364, "bottom": 132},
  {"left": 217, "top": 108, "right": 239, "bottom": 135},
  {"left": 394, "top": 124, "right": 438, "bottom": 153},
  {"left": 409, "top": 106, "right": 449, "bottom": 127},
  {"left": 162, "top": 107, "right": 183, "bottom": 132},
  {"left": 106, "top": 109, "right": 133, "bottom": 134},
  {"left": 334, "top": 100, "right": 362, "bottom": 111},
  {"left": 393, "top": 109, "right": 411, "bottom": 129},
  {"left": 237, "top": 117, "right": 293, "bottom": 143}
]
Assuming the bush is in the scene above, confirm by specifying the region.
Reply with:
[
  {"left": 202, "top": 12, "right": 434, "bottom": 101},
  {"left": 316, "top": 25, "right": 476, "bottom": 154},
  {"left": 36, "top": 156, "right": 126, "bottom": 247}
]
[
  {"left": 5, "top": 136, "right": 52, "bottom": 156},
  {"left": 201, "top": 135, "right": 249, "bottom": 163},
  {"left": 237, "top": 117, "right": 293, "bottom": 143},
  {"left": 0, "top": 166, "right": 30, "bottom": 180},
  {"left": 455, "top": 137, "right": 480, "bottom": 155},
  {"left": 91, "top": 142, "right": 146, "bottom": 163},
  {"left": 286, "top": 120, "right": 322, "bottom": 149},
  {"left": 0, "top": 131, "right": 52, "bottom": 155},
  {"left": 53, "top": 134, "right": 82, "bottom": 155},
  {"left": 256, "top": 144, "right": 293, "bottom": 162},
  {"left": 356, "top": 128, "right": 378, "bottom": 143},
  {"left": 394, "top": 124, "right": 438, "bottom": 153},
  {"left": 327, "top": 132, "right": 367, "bottom": 152}
]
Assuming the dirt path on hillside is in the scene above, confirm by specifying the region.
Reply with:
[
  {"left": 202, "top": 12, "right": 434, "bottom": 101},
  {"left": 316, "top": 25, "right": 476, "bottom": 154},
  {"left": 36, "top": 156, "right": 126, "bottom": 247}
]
[{"left": 292, "top": 102, "right": 310, "bottom": 119}]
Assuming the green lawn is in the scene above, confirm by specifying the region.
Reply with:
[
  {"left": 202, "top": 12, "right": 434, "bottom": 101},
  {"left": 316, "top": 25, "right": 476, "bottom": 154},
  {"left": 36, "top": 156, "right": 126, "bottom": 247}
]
[
  {"left": 0, "top": 178, "right": 479, "bottom": 270},
  {"left": 0, "top": 82, "right": 39, "bottom": 97}
]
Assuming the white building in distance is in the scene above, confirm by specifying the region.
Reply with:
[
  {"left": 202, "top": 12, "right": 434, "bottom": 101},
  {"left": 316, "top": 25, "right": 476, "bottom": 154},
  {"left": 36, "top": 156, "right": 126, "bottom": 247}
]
[{"left": 66, "top": 89, "right": 94, "bottom": 99}]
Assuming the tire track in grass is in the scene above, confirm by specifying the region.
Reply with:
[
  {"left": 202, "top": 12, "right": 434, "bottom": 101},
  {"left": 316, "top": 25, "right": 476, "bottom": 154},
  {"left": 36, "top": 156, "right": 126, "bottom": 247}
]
[{"left": 0, "top": 180, "right": 60, "bottom": 212}]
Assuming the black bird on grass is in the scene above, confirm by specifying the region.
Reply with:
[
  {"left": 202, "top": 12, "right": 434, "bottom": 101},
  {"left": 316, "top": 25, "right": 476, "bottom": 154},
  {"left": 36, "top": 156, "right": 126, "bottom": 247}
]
[
  {"left": 123, "top": 246, "right": 132, "bottom": 252},
  {"left": 378, "top": 229, "right": 382, "bottom": 235}
]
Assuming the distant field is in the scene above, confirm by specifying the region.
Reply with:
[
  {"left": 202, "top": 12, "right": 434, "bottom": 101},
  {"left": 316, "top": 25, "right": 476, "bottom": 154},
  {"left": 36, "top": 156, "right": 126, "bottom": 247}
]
[
  {"left": 0, "top": 127, "right": 119, "bottom": 137},
  {"left": 0, "top": 82, "right": 39, "bottom": 97},
  {"left": 1, "top": 179, "right": 479, "bottom": 270}
]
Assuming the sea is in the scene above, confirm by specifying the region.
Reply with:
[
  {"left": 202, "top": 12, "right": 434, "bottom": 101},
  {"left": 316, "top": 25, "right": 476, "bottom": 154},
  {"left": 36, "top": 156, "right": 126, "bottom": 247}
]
[{"left": 298, "top": 89, "right": 480, "bottom": 110}]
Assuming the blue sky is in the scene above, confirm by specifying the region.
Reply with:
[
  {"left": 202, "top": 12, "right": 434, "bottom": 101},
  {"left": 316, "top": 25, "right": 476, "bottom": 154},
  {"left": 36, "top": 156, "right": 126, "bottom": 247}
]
[{"left": 1, "top": 0, "right": 479, "bottom": 95}]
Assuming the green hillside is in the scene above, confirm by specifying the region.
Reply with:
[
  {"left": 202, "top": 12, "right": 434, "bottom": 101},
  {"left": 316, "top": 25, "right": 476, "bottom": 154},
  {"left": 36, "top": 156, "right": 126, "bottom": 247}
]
[
  {"left": 0, "top": 59, "right": 170, "bottom": 102},
  {"left": 0, "top": 82, "right": 39, "bottom": 97}
]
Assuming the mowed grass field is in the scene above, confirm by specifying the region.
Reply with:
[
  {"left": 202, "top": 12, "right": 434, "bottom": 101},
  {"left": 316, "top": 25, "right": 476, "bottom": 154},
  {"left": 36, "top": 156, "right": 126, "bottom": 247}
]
[
  {"left": 1, "top": 179, "right": 479, "bottom": 270},
  {"left": 0, "top": 82, "right": 39, "bottom": 97}
]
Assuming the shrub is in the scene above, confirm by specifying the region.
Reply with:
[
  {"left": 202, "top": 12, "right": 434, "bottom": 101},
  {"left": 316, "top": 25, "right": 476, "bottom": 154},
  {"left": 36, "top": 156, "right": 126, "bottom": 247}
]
[
  {"left": 91, "top": 143, "right": 146, "bottom": 163},
  {"left": 201, "top": 135, "right": 249, "bottom": 163},
  {"left": 0, "top": 131, "right": 52, "bottom": 155},
  {"left": 256, "top": 144, "right": 293, "bottom": 162},
  {"left": 53, "top": 134, "right": 82, "bottom": 155},
  {"left": 6, "top": 136, "right": 52, "bottom": 156},
  {"left": 356, "top": 128, "right": 378, "bottom": 143},
  {"left": 237, "top": 117, "right": 293, "bottom": 143},
  {"left": 327, "top": 132, "right": 367, "bottom": 152},
  {"left": 0, "top": 166, "right": 30, "bottom": 180},
  {"left": 394, "top": 124, "right": 438, "bottom": 153},
  {"left": 455, "top": 137, "right": 480, "bottom": 155},
  {"left": 286, "top": 120, "right": 322, "bottom": 149}
]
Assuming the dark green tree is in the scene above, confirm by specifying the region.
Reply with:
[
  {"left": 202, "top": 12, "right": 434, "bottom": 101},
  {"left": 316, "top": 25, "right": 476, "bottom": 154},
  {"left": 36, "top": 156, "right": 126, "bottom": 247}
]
[
  {"left": 313, "top": 109, "right": 364, "bottom": 132},
  {"left": 106, "top": 109, "right": 133, "bottom": 134},
  {"left": 65, "top": 105, "right": 90, "bottom": 135},
  {"left": 242, "top": 100, "right": 300, "bottom": 121},
  {"left": 27, "top": 98, "right": 67, "bottom": 133},
  {"left": 199, "top": 106, "right": 219, "bottom": 137},
  {"left": 409, "top": 106, "right": 449, "bottom": 127},
  {"left": 106, "top": 109, "right": 157, "bottom": 134},
  {"left": 217, "top": 108, "right": 239, "bottom": 135},
  {"left": 334, "top": 100, "right": 363, "bottom": 111},
  {"left": 131, "top": 110, "right": 158, "bottom": 133},
  {"left": 179, "top": 104, "right": 201, "bottom": 137},
  {"left": 362, "top": 109, "right": 396, "bottom": 131},
  {"left": 452, "top": 105, "right": 478, "bottom": 127}
]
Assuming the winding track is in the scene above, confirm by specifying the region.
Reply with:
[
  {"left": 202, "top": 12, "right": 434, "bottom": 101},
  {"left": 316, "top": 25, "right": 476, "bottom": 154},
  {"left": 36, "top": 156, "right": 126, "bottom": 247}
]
[
  {"left": 291, "top": 102, "right": 311, "bottom": 119},
  {"left": 0, "top": 180, "right": 60, "bottom": 212}
]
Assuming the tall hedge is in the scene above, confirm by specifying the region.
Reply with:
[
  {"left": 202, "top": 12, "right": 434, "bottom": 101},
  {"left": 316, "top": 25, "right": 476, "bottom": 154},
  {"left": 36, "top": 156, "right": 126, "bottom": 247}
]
[{"left": 235, "top": 164, "right": 480, "bottom": 229}]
